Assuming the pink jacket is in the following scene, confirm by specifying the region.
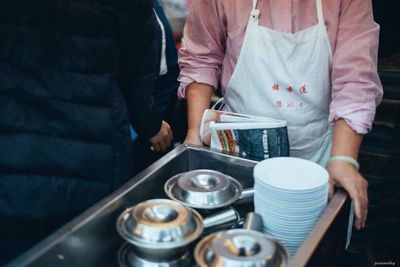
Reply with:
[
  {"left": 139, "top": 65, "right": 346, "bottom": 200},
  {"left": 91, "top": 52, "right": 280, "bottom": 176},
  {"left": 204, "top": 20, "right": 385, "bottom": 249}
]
[{"left": 178, "top": 0, "right": 383, "bottom": 134}]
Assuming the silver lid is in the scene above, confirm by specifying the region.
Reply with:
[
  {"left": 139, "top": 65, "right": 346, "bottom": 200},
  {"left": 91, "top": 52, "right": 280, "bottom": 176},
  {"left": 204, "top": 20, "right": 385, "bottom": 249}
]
[
  {"left": 194, "top": 229, "right": 289, "bottom": 267},
  {"left": 118, "top": 243, "right": 192, "bottom": 267},
  {"left": 164, "top": 170, "right": 242, "bottom": 209},
  {"left": 116, "top": 199, "right": 203, "bottom": 249}
]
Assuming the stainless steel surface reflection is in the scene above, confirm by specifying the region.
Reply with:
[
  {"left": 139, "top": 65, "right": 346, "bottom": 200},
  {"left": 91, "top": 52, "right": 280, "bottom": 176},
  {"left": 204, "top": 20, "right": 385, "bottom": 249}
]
[
  {"left": 116, "top": 199, "right": 203, "bottom": 260},
  {"left": 118, "top": 243, "right": 192, "bottom": 267},
  {"left": 195, "top": 229, "right": 288, "bottom": 267},
  {"left": 164, "top": 169, "right": 244, "bottom": 209}
]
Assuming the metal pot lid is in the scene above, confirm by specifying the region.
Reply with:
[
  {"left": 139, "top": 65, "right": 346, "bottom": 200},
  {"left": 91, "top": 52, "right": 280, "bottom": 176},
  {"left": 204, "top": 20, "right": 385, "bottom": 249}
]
[
  {"left": 118, "top": 242, "right": 192, "bottom": 267},
  {"left": 194, "top": 229, "right": 289, "bottom": 267},
  {"left": 116, "top": 199, "right": 203, "bottom": 249},
  {"left": 164, "top": 170, "right": 242, "bottom": 209}
]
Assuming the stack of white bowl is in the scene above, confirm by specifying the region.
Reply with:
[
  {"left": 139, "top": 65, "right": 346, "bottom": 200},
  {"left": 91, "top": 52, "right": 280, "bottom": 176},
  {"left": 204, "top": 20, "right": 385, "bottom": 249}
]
[{"left": 253, "top": 157, "right": 329, "bottom": 256}]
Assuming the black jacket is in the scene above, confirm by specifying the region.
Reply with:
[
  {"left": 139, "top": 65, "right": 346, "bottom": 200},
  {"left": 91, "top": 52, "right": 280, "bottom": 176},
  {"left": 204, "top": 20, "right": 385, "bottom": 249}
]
[{"left": 0, "top": 0, "right": 161, "bottom": 262}]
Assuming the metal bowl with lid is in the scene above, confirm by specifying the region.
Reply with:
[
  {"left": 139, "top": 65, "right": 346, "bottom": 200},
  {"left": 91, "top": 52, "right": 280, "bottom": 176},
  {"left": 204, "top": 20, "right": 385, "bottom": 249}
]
[
  {"left": 116, "top": 199, "right": 203, "bottom": 260},
  {"left": 117, "top": 242, "right": 192, "bottom": 267},
  {"left": 194, "top": 229, "right": 289, "bottom": 267},
  {"left": 164, "top": 169, "right": 254, "bottom": 210}
]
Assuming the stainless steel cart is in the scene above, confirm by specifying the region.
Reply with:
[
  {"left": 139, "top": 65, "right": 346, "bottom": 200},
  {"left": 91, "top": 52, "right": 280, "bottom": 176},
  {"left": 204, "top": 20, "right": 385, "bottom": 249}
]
[{"left": 9, "top": 145, "right": 350, "bottom": 267}]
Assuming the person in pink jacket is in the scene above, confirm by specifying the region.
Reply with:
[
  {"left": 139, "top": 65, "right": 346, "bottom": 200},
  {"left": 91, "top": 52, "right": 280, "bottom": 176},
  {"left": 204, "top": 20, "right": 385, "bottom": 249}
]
[{"left": 178, "top": 0, "right": 383, "bottom": 230}]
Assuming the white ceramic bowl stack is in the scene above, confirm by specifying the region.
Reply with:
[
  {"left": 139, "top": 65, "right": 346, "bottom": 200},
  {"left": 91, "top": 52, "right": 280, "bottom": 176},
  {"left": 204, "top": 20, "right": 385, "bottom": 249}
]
[{"left": 253, "top": 157, "right": 329, "bottom": 256}]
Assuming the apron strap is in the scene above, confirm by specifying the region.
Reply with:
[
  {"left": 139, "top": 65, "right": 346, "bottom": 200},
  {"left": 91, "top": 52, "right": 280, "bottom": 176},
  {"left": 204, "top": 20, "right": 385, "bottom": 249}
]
[
  {"left": 316, "top": 0, "right": 324, "bottom": 25},
  {"left": 252, "top": 0, "right": 257, "bottom": 10},
  {"left": 249, "top": 0, "right": 260, "bottom": 23}
]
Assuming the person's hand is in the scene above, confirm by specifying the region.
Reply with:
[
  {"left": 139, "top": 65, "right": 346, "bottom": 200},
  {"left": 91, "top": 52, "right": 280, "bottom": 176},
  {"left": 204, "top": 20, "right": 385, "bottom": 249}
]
[
  {"left": 326, "top": 160, "right": 368, "bottom": 230},
  {"left": 183, "top": 129, "right": 204, "bottom": 146},
  {"left": 148, "top": 120, "right": 173, "bottom": 152}
]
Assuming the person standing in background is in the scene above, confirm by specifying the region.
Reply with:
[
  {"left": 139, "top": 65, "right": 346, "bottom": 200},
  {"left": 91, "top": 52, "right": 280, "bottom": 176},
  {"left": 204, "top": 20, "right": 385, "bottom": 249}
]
[
  {"left": 152, "top": 0, "right": 181, "bottom": 125},
  {"left": 159, "top": 0, "right": 191, "bottom": 45},
  {"left": 179, "top": 0, "right": 383, "bottom": 230},
  {"left": 0, "top": 0, "right": 172, "bottom": 264},
  {"left": 131, "top": 0, "right": 184, "bottom": 173}
]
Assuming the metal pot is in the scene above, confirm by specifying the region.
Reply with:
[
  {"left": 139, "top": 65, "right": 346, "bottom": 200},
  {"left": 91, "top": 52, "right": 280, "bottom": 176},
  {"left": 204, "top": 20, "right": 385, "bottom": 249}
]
[
  {"left": 116, "top": 199, "right": 203, "bottom": 261},
  {"left": 195, "top": 230, "right": 288, "bottom": 267},
  {"left": 117, "top": 242, "right": 192, "bottom": 267},
  {"left": 164, "top": 169, "right": 254, "bottom": 210},
  {"left": 194, "top": 213, "right": 289, "bottom": 267},
  {"left": 116, "top": 199, "right": 241, "bottom": 262}
]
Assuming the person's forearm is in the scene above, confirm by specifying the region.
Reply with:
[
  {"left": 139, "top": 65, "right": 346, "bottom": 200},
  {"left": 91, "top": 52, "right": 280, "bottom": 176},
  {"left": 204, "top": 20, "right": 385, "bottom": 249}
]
[
  {"left": 331, "top": 119, "right": 363, "bottom": 159},
  {"left": 186, "top": 82, "right": 214, "bottom": 140},
  {"left": 328, "top": 119, "right": 368, "bottom": 230}
]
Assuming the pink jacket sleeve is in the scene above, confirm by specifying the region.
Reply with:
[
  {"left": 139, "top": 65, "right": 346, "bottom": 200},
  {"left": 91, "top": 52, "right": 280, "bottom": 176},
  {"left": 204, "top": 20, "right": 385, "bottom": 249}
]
[
  {"left": 177, "top": 0, "right": 226, "bottom": 98},
  {"left": 329, "top": 0, "right": 383, "bottom": 134}
]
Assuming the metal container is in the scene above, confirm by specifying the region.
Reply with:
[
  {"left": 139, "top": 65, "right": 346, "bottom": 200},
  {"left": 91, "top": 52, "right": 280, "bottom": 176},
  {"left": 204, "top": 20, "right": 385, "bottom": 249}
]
[
  {"left": 195, "top": 229, "right": 289, "bottom": 267},
  {"left": 117, "top": 243, "right": 192, "bottom": 267},
  {"left": 165, "top": 169, "right": 254, "bottom": 209},
  {"left": 9, "top": 145, "right": 350, "bottom": 267},
  {"left": 116, "top": 199, "right": 203, "bottom": 261}
]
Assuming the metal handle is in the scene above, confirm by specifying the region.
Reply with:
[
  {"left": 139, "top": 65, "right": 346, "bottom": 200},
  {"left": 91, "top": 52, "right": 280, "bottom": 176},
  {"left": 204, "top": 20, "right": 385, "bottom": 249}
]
[
  {"left": 236, "top": 187, "right": 255, "bottom": 204},
  {"left": 203, "top": 207, "right": 240, "bottom": 234},
  {"left": 243, "top": 212, "right": 263, "bottom": 232}
]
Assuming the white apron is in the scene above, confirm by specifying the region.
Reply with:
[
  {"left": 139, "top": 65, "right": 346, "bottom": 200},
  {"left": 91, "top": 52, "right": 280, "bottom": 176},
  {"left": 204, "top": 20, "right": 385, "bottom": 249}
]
[{"left": 223, "top": 0, "right": 333, "bottom": 166}]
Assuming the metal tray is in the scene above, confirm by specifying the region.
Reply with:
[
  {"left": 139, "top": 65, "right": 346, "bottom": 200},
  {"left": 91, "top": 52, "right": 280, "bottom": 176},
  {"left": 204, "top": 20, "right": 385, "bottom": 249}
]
[{"left": 9, "top": 145, "right": 350, "bottom": 267}]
